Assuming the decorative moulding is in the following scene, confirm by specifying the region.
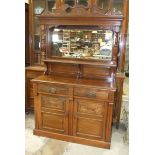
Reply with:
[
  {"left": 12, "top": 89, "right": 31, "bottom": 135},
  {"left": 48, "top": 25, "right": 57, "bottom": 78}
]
[{"left": 41, "top": 4, "right": 123, "bottom": 17}]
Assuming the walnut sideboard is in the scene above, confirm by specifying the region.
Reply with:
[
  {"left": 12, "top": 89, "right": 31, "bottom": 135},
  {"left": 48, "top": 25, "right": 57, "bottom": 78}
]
[{"left": 32, "top": 75, "right": 116, "bottom": 148}]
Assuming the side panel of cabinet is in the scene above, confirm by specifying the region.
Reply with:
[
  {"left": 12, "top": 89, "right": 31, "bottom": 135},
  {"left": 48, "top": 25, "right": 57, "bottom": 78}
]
[
  {"left": 73, "top": 99, "right": 108, "bottom": 141},
  {"left": 114, "top": 74, "right": 125, "bottom": 128},
  {"left": 38, "top": 94, "right": 69, "bottom": 134},
  {"left": 26, "top": 78, "right": 34, "bottom": 109},
  {"left": 25, "top": 68, "right": 45, "bottom": 111}
]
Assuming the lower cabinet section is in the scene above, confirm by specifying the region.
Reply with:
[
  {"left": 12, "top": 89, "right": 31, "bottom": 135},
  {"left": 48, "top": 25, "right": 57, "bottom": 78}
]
[{"left": 33, "top": 79, "right": 115, "bottom": 149}]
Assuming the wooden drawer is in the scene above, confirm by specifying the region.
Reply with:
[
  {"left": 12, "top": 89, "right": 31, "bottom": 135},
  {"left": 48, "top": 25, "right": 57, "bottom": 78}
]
[
  {"left": 74, "top": 87, "right": 109, "bottom": 100},
  {"left": 38, "top": 84, "right": 69, "bottom": 96}
]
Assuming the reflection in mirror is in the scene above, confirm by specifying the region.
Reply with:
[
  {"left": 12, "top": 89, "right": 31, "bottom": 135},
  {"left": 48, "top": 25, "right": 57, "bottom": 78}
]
[
  {"left": 48, "top": 0, "right": 56, "bottom": 12},
  {"left": 34, "top": 0, "right": 46, "bottom": 14},
  {"left": 49, "top": 27, "right": 113, "bottom": 60},
  {"left": 78, "top": 0, "right": 88, "bottom": 6},
  {"left": 64, "top": 0, "right": 75, "bottom": 7},
  {"left": 64, "top": 0, "right": 88, "bottom": 7},
  {"left": 112, "top": 0, "right": 124, "bottom": 13},
  {"left": 97, "top": 0, "right": 109, "bottom": 10}
]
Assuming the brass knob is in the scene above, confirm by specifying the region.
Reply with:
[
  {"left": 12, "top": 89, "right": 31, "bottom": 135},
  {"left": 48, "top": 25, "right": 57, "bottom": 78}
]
[
  {"left": 49, "top": 87, "right": 56, "bottom": 93},
  {"left": 86, "top": 92, "right": 96, "bottom": 98}
]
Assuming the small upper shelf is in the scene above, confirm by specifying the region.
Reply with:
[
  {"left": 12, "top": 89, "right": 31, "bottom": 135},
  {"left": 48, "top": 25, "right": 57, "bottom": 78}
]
[{"left": 44, "top": 57, "right": 117, "bottom": 67}]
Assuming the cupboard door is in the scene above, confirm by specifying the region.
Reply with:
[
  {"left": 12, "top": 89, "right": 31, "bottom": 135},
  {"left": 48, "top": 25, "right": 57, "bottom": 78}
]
[
  {"left": 73, "top": 99, "right": 108, "bottom": 140},
  {"left": 39, "top": 95, "right": 69, "bottom": 134}
]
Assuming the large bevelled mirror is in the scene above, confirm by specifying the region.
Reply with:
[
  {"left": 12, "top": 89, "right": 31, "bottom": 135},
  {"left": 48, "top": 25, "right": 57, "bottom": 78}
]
[{"left": 48, "top": 26, "right": 113, "bottom": 60}]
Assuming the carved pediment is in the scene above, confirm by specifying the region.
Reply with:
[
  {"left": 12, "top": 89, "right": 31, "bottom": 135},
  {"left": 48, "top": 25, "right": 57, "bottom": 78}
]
[
  {"left": 41, "top": 4, "right": 123, "bottom": 17},
  {"left": 54, "top": 4, "right": 90, "bottom": 16}
]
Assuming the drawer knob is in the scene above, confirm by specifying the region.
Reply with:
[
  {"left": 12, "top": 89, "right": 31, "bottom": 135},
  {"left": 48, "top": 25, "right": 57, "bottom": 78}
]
[
  {"left": 86, "top": 92, "right": 96, "bottom": 98},
  {"left": 49, "top": 88, "right": 56, "bottom": 93}
]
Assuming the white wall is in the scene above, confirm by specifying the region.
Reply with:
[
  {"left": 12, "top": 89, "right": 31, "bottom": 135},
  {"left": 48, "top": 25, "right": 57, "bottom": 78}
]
[{"left": 25, "top": 0, "right": 29, "bottom": 4}]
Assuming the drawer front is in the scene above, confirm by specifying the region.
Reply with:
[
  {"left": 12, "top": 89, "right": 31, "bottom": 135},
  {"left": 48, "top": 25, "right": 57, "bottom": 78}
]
[
  {"left": 74, "top": 87, "right": 109, "bottom": 100},
  {"left": 38, "top": 84, "right": 69, "bottom": 96}
]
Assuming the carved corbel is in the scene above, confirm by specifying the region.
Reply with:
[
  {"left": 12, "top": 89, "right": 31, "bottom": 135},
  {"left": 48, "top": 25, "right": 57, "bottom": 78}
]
[{"left": 112, "top": 31, "right": 119, "bottom": 62}]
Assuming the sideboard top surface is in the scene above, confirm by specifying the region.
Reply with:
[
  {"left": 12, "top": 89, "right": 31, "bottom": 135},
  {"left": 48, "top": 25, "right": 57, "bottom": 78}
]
[
  {"left": 32, "top": 75, "right": 116, "bottom": 90},
  {"left": 25, "top": 66, "right": 46, "bottom": 71}
]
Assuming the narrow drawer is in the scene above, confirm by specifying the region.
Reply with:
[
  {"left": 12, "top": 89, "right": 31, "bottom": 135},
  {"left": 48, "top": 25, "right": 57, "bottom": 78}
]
[
  {"left": 38, "top": 84, "right": 69, "bottom": 96},
  {"left": 74, "top": 87, "right": 109, "bottom": 100}
]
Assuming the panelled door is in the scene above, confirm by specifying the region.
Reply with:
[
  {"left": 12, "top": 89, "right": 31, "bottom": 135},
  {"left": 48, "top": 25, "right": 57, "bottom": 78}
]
[
  {"left": 39, "top": 94, "right": 69, "bottom": 134},
  {"left": 73, "top": 98, "right": 108, "bottom": 140}
]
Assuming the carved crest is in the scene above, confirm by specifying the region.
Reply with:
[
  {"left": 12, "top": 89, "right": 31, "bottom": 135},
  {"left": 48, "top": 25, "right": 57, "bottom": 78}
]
[{"left": 40, "top": 3, "right": 123, "bottom": 16}]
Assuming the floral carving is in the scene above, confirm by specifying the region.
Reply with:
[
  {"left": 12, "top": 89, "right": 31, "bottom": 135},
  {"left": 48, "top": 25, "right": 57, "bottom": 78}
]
[
  {"left": 41, "top": 96, "right": 65, "bottom": 110},
  {"left": 78, "top": 103, "right": 103, "bottom": 115},
  {"left": 40, "top": 4, "right": 123, "bottom": 16}
]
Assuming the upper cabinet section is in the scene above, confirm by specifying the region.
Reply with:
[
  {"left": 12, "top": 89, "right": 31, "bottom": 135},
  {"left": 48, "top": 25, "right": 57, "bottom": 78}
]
[
  {"left": 38, "top": 0, "right": 124, "bottom": 16},
  {"left": 29, "top": 0, "right": 126, "bottom": 66}
]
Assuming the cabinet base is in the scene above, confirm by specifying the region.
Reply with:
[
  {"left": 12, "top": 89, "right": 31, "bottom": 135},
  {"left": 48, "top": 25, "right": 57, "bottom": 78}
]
[{"left": 33, "top": 129, "right": 111, "bottom": 149}]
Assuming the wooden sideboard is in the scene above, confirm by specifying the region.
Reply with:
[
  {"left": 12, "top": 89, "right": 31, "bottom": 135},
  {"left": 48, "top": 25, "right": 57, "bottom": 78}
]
[
  {"left": 25, "top": 0, "right": 129, "bottom": 149},
  {"left": 32, "top": 74, "right": 116, "bottom": 149}
]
